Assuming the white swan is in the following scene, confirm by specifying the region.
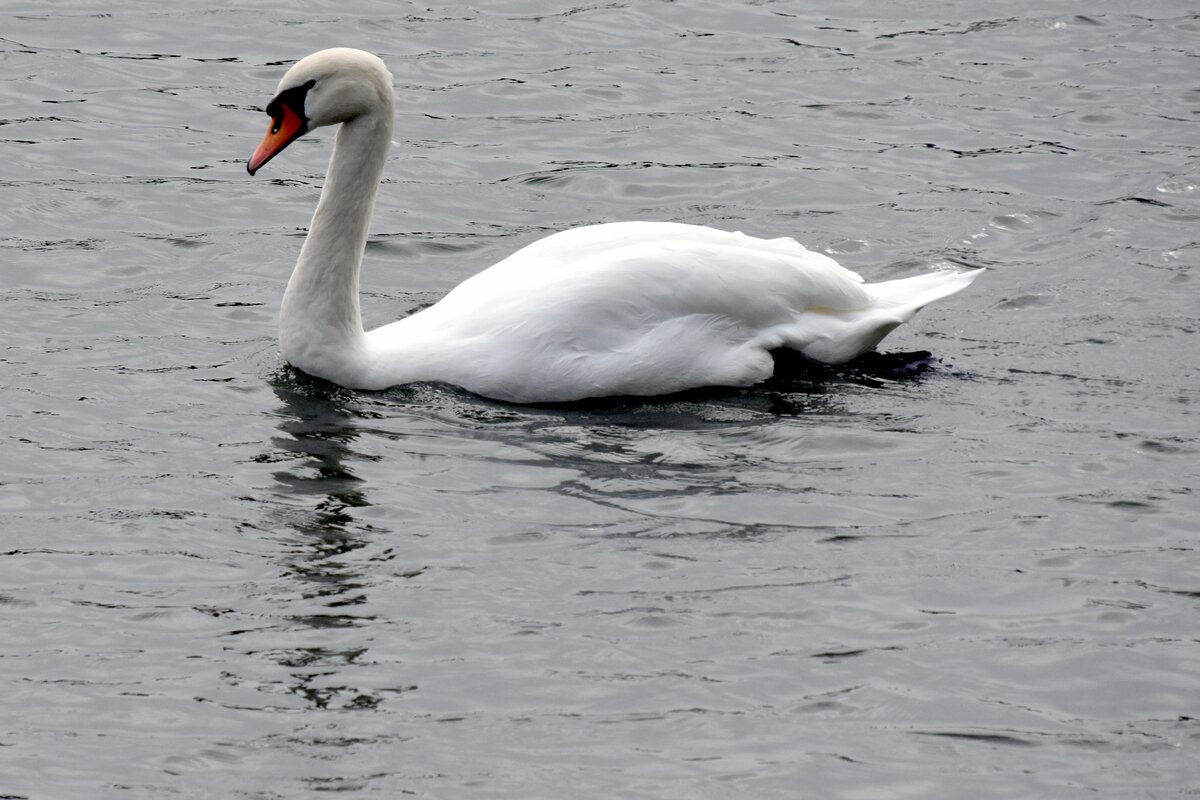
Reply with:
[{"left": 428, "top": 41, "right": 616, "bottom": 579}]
[{"left": 248, "top": 48, "right": 981, "bottom": 404}]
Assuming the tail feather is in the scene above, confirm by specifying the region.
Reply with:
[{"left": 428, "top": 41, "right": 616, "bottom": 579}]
[
  {"left": 866, "top": 267, "right": 985, "bottom": 313},
  {"left": 781, "top": 267, "right": 982, "bottom": 364}
]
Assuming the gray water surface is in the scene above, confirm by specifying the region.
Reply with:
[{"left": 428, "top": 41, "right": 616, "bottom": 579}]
[{"left": 2, "top": 2, "right": 1198, "bottom": 798}]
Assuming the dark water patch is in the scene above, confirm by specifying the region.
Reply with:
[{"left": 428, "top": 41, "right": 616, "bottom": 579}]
[
  {"left": 1134, "top": 581, "right": 1200, "bottom": 599},
  {"left": 914, "top": 730, "right": 1040, "bottom": 747},
  {"left": 0, "top": 236, "right": 104, "bottom": 252},
  {"left": 810, "top": 646, "right": 904, "bottom": 661}
]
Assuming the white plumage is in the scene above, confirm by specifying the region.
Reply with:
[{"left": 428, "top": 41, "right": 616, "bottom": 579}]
[{"left": 248, "top": 48, "right": 981, "bottom": 404}]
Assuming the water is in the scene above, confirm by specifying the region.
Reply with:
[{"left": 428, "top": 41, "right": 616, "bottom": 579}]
[{"left": 2, "top": 1, "right": 1197, "bottom": 797}]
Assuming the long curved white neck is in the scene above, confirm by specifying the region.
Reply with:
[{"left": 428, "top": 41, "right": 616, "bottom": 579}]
[{"left": 279, "top": 104, "right": 393, "bottom": 381}]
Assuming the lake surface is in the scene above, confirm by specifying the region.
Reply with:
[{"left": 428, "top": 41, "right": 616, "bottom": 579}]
[{"left": 2, "top": 1, "right": 1197, "bottom": 797}]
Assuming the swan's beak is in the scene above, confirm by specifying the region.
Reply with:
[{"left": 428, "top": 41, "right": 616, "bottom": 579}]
[{"left": 248, "top": 104, "right": 307, "bottom": 175}]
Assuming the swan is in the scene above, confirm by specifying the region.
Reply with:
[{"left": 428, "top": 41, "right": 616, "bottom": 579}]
[{"left": 247, "top": 47, "right": 981, "bottom": 404}]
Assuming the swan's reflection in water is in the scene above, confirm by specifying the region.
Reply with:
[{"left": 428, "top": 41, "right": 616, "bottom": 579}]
[{"left": 258, "top": 378, "right": 389, "bottom": 711}]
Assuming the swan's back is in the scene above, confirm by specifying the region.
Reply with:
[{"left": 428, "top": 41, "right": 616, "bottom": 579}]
[{"left": 364, "top": 223, "right": 981, "bottom": 402}]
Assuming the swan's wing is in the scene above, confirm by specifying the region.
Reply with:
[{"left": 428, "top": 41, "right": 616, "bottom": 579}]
[
  {"left": 475, "top": 221, "right": 867, "bottom": 285},
  {"left": 420, "top": 236, "right": 874, "bottom": 338},
  {"left": 371, "top": 234, "right": 879, "bottom": 401}
]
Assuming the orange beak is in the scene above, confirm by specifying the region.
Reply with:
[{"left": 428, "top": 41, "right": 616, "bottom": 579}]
[{"left": 247, "top": 103, "right": 307, "bottom": 175}]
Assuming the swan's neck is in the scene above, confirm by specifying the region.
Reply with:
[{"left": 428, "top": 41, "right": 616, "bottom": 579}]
[{"left": 279, "top": 106, "right": 392, "bottom": 382}]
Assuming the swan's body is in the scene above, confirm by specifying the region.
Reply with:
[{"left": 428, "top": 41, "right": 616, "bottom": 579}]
[{"left": 249, "top": 48, "right": 981, "bottom": 404}]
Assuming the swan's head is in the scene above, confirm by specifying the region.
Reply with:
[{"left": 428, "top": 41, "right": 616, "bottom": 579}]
[{"left": 247, "top": 48, "right": 393, "bottom": 175}]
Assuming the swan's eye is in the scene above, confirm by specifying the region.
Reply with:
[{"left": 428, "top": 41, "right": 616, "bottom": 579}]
[{"left": 265, "top": 79, "right": 317, "bottom": 133}]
